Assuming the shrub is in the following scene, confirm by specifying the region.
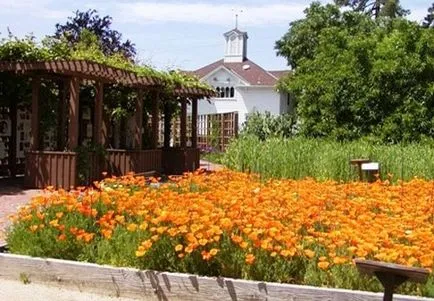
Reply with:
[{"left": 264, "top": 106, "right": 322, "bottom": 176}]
[{"left": 241, "top": 111, "right": 297, "bottom": 141}]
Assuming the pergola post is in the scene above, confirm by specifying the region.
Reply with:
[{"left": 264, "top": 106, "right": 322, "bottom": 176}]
[
  {"left": 134, "top": 89, "right": 144, "bottom": 149},
  {"left": 151, "top": 91, "right": 160, "bottom": 149},
  {"left": 57, "top": 80, "right": 67, "bottom": 150},
  {"left": 68, "top": 77, "right": 80, "bottom": 149},
  {"left": 191, "top": 98, "right": 198, "bottom": 148},
  {"left": 163, "top": 101, "right": 172, "bottom": 148},
  {"left": 93, "top": 81, "right": 104, "bottom": 145},
  {"left": 9, "top": 96, "right": 17, "bottom": 178},
  {"left": 30, "top": 77, "right": 41, "bottom": 151},
  {"left": 102, "top": 110, "right": 108, "bottom": 148},
  {"left": 180, "top": 99, "right": 187, "bottom": 148}
]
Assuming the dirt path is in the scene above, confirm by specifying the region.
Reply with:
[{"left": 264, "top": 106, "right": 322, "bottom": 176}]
[{"left": 200, "top": 160, "right": 224, "bottom": 171}]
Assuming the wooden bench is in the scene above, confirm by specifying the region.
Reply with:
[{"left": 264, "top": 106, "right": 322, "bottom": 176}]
[{"left": 356, "top": 259, "right": 429, "bottom": 301}]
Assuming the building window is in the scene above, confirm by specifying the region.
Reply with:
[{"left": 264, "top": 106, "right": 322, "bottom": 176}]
[{"left": 213, "top": 86, "right": 235, "bottom": 98}]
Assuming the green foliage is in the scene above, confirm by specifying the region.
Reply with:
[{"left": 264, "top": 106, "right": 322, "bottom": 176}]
[
  {"left": 275, "top": 2, "right": 342, "bottom": 69},
  {"left": 241, "top": 111, "right": 297, "bottom": 141},
  {"left": 208, "top": 117, "right": 221, "bottom": 150},
  {"left": 423, "top": 3, "right": 434, "bottom": 28},
  {"left": 0, "top": 31, "right": 213, "bottom": 94},
  {"left": 0, "top": 30, "right": 213, "bottom": 149},
  {"left": 223, "top": 136, "right": 434, "bottom": 182},
  {"left": 54, "top": 9, "right": 136, "bottom": 59},
  {"left": 276, "top": 4, "right": 434, "bottom": 143},
  {"left": 75, "top": 143, "right": 107, "bottom": 185},
  {"left": 7, "top": 206, "right": 95, "bottom": 260},
  {"left": 334, "top": 0, "right": 409, "bottom": 19},
  {"left": 19, "top": 273, "right": 30, "bottom": 285}
]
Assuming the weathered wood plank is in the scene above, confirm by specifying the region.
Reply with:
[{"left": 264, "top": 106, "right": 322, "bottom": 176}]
[{"left": 0, "top": 253, "right": 432, "bottom": 301}]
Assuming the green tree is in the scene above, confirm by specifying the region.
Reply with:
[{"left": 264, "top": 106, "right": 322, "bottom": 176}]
[
  {"left": 334, "top": 0, "right": 409, "bottom": 18},
  {"left": 275, "top": 2, "right": 341, "bottom": 69},
  {"left": 276, "top": 3, "right": 434, "bottom": 143},
  {"left": 422, "top": 3, "right": 434, "bottom": 28},
  {"left": 55, "top": 9, "right": 136, "bottom": 60}
]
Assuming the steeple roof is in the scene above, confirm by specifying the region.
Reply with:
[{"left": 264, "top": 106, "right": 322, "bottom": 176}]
[{"left": 223, "top": 28, "right": 248, "bottom": 38}]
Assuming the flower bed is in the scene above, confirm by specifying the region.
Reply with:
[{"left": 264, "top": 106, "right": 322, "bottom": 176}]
[{"left": 6, "top": 170, "right": 434, "bottom": 297}]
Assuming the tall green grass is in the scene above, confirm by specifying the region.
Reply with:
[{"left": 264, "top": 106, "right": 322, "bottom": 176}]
[{"left": 223, "top": 136, "right": 434, "bottom": 182}]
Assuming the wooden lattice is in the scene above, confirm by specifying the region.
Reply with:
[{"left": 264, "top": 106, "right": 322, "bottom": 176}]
[{"left": 197, "top": 112, "right": 238, "bottom": 152}]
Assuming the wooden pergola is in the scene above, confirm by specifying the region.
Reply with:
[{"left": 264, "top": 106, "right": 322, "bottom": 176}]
[{"left": 0, "top": 60, "right": 215, "bottom": 189}]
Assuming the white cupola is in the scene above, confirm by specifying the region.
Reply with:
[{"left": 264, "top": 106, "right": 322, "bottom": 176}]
[{"left": 223, "top": 28, "right": 248, "bottom": 63}]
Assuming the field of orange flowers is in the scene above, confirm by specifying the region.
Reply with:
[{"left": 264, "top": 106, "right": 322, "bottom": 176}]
[{"left": 6, "top": 170, "right": 434, "bottom": 296}]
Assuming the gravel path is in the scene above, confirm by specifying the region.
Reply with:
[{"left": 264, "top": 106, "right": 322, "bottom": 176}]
[
  {"left": 0, "top": 279, "right": 141, "bottom": 301},
  {"left": 0, "top": 187, "right": 40, "bottom": 245}
]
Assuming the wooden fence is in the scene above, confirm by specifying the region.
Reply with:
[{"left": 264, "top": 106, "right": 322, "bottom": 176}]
[
  {"left": 155, "top": 112, "right": 238, "bottom": 152},
  {"left": 0, "top": 253, "right": 431, "bottom": 301},
  {"left": 197, "top": 112, "right": 238, "bottom": 152}
]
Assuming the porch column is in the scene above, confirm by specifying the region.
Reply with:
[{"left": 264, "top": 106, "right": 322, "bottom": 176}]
[
  {"left": 191, "top": 98, "right": 198, "bottom": 148},
  {"left": 134, "top": 89, "right": 144, "bottom": 149},
  {"left": 180, "top": 98, "right": 187, "bottom": 148},
  {"left": 30, "top": 77, "right": 41, "bottom": 151},
  {"left": 163, "top": 101, "right": 172, "bottom": 148},
  {"left": 93, "top": 81, "right": 104, "bottom": 145},
  {"left": 151, "top": 92, "right": 160, "bottom": 149},
  {"left": 68, "top": 77, "right": 80, "bottom": 149}
]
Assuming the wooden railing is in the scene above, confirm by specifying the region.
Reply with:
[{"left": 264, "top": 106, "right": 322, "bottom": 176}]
[
  {"left": 85, "top": 149, "right": 163, "bottom": 183},
  {"left": 25, "top": 148, "right": 196, "bottom": 190},
  {"left": 25, "top": 151, "right": 77, "bottom": 189},
  {"left": 162, "top": 148, "right": 200, "bottom": 175}
]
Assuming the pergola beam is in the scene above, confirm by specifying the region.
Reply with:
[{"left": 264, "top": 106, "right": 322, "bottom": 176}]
[
  {"left": 0, "top": 60, "right": 216, "bottom": 100},
  {"left": 0, "top": 60, "right": 159, "bottom": 87}
]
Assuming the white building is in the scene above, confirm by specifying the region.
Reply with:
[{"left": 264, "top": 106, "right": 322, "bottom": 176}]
[{"left": 188, "top": 28, "right": 291, "bottom": 127}]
